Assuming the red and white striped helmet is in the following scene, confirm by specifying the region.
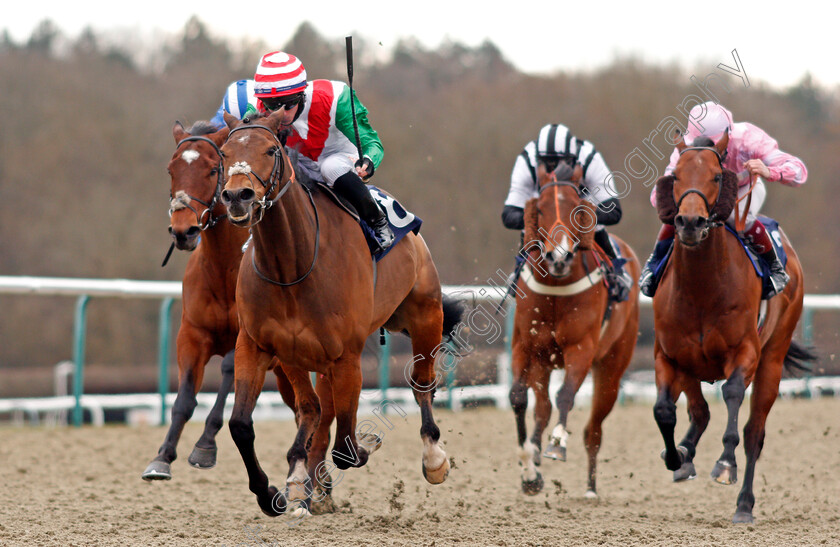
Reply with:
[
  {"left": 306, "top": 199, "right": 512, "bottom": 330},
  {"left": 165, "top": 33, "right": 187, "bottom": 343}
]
[{"left": 253, "top": 51, "right": 307, "bottom": 98}]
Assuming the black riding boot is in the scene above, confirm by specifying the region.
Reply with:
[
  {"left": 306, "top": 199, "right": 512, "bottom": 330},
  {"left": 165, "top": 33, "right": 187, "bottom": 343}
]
[
  {"left": 756, "top": 247, "right": 790, "bottom": 298},
  {"left": 594, "top": 229, "right": 632, "bottom": 302},
  {"left": 333, "top": 172, "right": 395, "bottom": 253}
]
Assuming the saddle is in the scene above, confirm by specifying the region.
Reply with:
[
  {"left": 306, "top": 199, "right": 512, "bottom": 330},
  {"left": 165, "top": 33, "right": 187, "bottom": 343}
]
[{"left": 313, "top": 182, "right": 422, "bottom": 261}]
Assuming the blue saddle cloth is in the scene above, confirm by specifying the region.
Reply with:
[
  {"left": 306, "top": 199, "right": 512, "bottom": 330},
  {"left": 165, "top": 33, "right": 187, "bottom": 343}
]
[
  {"left": 650, "top": 216, "right": 787, "bottom": 300},
  {"left": 361, "top": 185, "right": 423, "bottom": 261}
]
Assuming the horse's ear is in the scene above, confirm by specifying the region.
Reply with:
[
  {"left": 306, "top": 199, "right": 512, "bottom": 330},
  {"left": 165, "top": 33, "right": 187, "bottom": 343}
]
[
  {"left": 535, "top": 162, "right": 549, "bottom": 186},
  {"left": 655, "top": 175, "right": 677, "bottom": 225},
  {"left": 710, "top": 169, "right": 739, "bottom": 221},
  {"left": 223, "top": 111, "right": 240, "bottom": 129},
  {"left": 173, "top": 121, "right": 188, "bottom": 144},
  {"left": 210, "top": 125, "right": 230, "bottom": 146},
  {"left": 673, "top": 129, "right": 687, "bottom": 152},
  {"left": 715, "top": 128, "right": 730, "bottom": 157},
  {"left": 571, "top": 163, "right": 583, "bottom": 183}
]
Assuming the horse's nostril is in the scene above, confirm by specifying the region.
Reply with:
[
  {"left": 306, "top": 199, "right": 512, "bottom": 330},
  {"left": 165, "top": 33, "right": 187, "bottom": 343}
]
[
  {"left": 186, "top": 226, "right": 200, "bottom": 238},
  {"left": 221, "top": 189, "right": 235, "bottom": 203},
  {"left": 240, "top": 188, "right": 256, "bottom": 202},
  {"left": 168, "top": 226, "right": 174, "bottom": 235},
  {"left": 675, "top": 216, "right": 685, "bottom": 229}
]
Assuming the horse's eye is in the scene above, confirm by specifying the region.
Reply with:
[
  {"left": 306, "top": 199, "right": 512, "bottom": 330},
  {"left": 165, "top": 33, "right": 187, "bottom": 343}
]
[
  {"left": 714, "top": 173, "right": 723, "bottom": 184},
  {"left": 267, "top": 146, "right": 279, "bottom": 157}
]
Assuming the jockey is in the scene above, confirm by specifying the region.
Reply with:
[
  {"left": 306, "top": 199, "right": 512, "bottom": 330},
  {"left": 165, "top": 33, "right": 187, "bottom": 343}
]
[
  {"left": 638, "top": 101, "right": 807, "bottom": 298},
  {"left": 502, "top": 123, "right": 633, "bottom": 302},
  {"left": 210, "top": 79, "right": 258, "bottom": 129},
  {"left": 242, "top": 51, "right": 394, "bottom": 253}
]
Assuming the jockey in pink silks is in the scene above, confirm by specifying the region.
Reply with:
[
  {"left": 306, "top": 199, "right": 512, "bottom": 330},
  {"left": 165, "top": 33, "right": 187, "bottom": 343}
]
[{"left": 638, "top": 101, "right": 808, "bottom": 298}]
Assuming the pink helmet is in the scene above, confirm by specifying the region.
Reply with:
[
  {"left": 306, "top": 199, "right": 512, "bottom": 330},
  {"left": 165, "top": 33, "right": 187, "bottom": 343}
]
[
  {"left": 253, "top": 51, "right": 307, "bottom": 98},
  {"left": 684, "top": 101, "right": 733, "bottom": 144}
]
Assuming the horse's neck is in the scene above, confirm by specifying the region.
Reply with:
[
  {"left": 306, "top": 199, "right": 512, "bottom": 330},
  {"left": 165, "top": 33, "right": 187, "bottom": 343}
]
[
  {"left": 251, "top": 184, "right": 317, "bottom": 279},
  {"left": 670, "top": 227, "right": 739, "bottom": 296},
  {"left": 200, "top": 215, "right": 248, "bottom": 268}
]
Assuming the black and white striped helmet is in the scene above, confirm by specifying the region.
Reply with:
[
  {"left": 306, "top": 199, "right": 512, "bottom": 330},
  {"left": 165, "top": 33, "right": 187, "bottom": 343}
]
[{"left": 536, "top": 123, "right": 578, "bottom": 159}]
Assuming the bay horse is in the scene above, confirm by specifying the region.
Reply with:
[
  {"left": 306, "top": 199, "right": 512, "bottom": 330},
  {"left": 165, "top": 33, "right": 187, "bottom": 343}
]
[
  {"left": 652, "top": 131, "right": 815, "bottom": 523},
  {"left": 218, "top": 110, "right": 460, "bottom": 517},
  {"left": 142, "top": 121, "right": 303, "bottom": 482},
  {"left": 510, "top": 162, "right": 640, "bottom": 497}
]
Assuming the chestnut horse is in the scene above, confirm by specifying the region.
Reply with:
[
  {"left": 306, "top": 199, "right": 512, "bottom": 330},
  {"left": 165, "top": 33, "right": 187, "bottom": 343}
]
[
  {"left": 219, "top": 110, "right": 460, "bottom": 517},
  {"left": 652, "top": 132, "right": 815, "bottom": 523},
  {"left": 510, "top": 163, "right": 640, "bottom": 497},
  {"left": 142, "top": 121, "right": 302, "bottom": 482}
]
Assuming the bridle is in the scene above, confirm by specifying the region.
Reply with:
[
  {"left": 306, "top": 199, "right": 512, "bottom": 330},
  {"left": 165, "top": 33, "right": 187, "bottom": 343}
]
[
  {"left": 169, "top": 136, "right": 226, "bottom": 231},
  {"left": 223, "top": 123, "right": 321, "bottom": 287},
  {"left": 537, "top": 179, "right": 586, "bottom": 259},
  {"left": 674, "top": 146, "right": 727, "bottom": 228}
]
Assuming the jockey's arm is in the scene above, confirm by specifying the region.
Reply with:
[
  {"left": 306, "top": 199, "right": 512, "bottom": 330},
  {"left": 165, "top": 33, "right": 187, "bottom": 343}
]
[
  {"left": 335, "top": 86, "right": 384, "bottom": 175},
  {"left": 502, "top": 153, "right": 535, "bottom": 230}
]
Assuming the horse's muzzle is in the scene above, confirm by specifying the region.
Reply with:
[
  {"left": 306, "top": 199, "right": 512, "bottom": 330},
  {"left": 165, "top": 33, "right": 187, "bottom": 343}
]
[
  {"left": 169, "top": 225, "right": 200, "bottom": 251},
  {"left": 674, "top": 214, "right": 709, "bottom": 246},
  {"left": 221, "top": 187, "right": 257, "bottom": 225}
]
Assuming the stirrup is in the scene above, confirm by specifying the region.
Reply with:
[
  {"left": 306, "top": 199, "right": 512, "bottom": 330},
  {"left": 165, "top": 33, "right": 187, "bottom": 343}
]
[{"left": 638, "top": 260, "right": 657, "bottom": 298}]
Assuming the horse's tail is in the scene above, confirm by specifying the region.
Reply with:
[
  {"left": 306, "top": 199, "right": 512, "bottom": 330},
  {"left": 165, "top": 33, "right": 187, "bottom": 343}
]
[
  {"left": 783, "top": 340, "right": 818, "bottom": 375},
  {"left": 441, "top": 294, "right": 466, "bottom": 343}
]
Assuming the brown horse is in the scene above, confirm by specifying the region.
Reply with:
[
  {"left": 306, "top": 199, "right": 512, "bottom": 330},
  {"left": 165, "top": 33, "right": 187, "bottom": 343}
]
[
  {"left": 142, "top": 121, "right": 301, "bottom": 481},
  {"left": 218, "top": 110, "right": 461, "bottom": 517},
  {"left": 652, "top": 131, "right": 815, "bottom": 523},
  {"left": 509, "top": 163, "right": 640, "bottom": 497}
]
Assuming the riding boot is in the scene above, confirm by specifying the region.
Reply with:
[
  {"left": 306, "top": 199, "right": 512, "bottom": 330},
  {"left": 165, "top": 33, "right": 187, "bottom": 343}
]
[
  {"left": 333, "top": 171, "right": 395, "bottom": 253},
  {"left": 594, "top": 229, "right": 632, "bottom": 302},
  {"left": 638, "top": 224, "right": 676, "bottom": 298},
  {"left": 743, "top": 220, "right": 789, "bottom": 298}
]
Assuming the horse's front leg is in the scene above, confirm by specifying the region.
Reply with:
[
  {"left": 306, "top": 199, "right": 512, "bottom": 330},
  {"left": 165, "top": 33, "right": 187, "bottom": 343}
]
[
  {"left": 228, "top": 334, "right": 284, "bottom": 516},
  {"left": 653, "top": 347, "right": 685, "bottom": 472},
  {"left": 545, "top": 340, "right": 596, "bottom": 462},
  {"left": 509, "top": 340, "right": 542, "bottom": 495},
  {"left": 189, "top": 348, "right": 235, "bottom": 469},
  {"left": 142, "top": 326, "right": 212, "bottom": 480},
  {"left": 711, "top": 367, "right": 748, "bottom": 486},
  {"left": 672, "top": 377, "right": 710, "bottom": 482}
]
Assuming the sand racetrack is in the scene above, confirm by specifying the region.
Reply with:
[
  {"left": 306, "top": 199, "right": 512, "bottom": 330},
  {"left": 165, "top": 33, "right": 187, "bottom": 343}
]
[{"left": 1, "top": 396, "right": 838, "bottom": 546}]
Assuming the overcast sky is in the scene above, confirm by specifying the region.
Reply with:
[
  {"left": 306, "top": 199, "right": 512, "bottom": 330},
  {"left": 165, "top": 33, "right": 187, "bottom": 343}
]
[{"left": 5, "top": 0, "right": 837, "bottom": 90}]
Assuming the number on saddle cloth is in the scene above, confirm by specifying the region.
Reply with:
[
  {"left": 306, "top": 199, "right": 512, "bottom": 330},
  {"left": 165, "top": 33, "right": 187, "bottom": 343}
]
[{"left": 361, "top": 185, "right": 423, "bottom": 261}]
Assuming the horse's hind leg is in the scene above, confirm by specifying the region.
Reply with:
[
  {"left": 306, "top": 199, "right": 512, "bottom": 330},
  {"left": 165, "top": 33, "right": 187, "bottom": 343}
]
[
  {"left": 142, "top": 327, "right": 212, "bottom": 481},
  {"left": 281, "top": 365, "right": 322, "bottom": 518},
  {"left": 308, "top": 374, "right": 338, "bottom": 515},
  {"left": 671, "top": 377, "right": 710, "bottom": 482},
  {"left": 711, "top": 368, "right": 748, "bottom": 486},
  {"left": 546, "top": 341, "right": 596, "bottom": 462},
  {"left": 228, "top": 335, "right": 286, "bottom": 517},
  {"left": 329, "top": 355, "right": 371, "bottom": 471},
  {"left": 188, "top": 349, "right": 235, "bottom": 469}
]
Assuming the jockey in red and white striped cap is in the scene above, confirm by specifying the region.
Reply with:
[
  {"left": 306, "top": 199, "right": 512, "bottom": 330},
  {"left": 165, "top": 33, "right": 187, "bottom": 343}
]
[{"left": 240, "top": 50, "right": 394, "bottom": 253}]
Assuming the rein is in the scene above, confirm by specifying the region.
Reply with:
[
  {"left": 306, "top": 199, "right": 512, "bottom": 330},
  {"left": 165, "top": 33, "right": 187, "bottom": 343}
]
[{"left": 225, "top": 123, "right": 321, "bottom": 287}]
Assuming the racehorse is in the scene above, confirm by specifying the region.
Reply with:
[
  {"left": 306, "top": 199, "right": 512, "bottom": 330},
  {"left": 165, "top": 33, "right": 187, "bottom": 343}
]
[
  {"left": 509, "top": 162, "right": 640, "bottom": 497},
  {"left": 218, "top": 110, "right": 462, "bottom": 517},
  {"left": 651, "top": 131, "right": 815, "bottom": 523},
  {"left": 142, "top": 121, "right": 301, "bottom": 481}
]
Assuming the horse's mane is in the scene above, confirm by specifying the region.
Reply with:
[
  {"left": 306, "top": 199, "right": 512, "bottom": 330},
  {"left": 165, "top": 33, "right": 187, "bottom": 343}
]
[{"left": 186, "top": 120, "right": 220, "bottom": 136}]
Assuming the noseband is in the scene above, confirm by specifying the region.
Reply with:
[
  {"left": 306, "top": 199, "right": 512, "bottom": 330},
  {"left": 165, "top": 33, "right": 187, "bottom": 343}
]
[
  {"left": 674, "top": 146, "right": 725, "bottom": 227},
  {"left": 169, "top": 135, "right": 226, "bottom": 230}
]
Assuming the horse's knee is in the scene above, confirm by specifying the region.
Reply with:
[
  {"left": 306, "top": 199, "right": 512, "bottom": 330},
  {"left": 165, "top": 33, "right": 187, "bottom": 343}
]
[
  {"left": 509, "top": 382, "right": 528, "bottom": 413},
  {"left": 653, "top": 397, "right": 677, "bottom": 426},
  {"left": 221, "top": 351, "right": 235, "bottom": 375},
  {"left": 228, "top": 415, "right": 255, "bottom": 443}
]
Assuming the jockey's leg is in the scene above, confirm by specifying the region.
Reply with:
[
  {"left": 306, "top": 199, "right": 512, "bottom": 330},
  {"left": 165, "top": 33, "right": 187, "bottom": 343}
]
[
  {"left": 593, "top": 227, "right": 632, "bottom": 302},
  {"left": 743, "top": 219, "right": 789, "bottom": 297},
  {"left": 638, "top": 224, "right": 676, "bottom": 297},
  {"left": 332, "top": 171, "right": 394, "bottom": 253}
]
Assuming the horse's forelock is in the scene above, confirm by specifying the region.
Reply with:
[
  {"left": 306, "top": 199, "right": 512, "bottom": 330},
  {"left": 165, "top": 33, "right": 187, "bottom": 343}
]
[
  {"left": 710, "top": 169, "right": 739, "bottom": 221},
  {"left": 655, "top": 175, "right": 677, "bottom": 225},
  {"left": 187, "top": 120, "right": 218, "bottom": 136},
  {"left": 691, "top": 136, "right": 716, "bottom": 148}
]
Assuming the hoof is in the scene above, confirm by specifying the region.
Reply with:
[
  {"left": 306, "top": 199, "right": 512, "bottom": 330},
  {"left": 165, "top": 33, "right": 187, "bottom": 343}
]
[
  {"left": 187, "top": 446, "right": 217, "bottom": 469},
  {"left": 673, "top": 461, "right": 697, "bottom": 482},
  {"left": 711, "top": 460, "right": 738, "bottom": 485},
  {"left": 584, "top": 489, "right": 598, "bottom": 499},
  {"left": 141, "top": 461, "right": 172, "bottom": 481},
  {"left": 422, "top": 456, "right": 450, "bottom": 485},
  {"left": 521, "top": 471, "right": 544, "bottom": 495},
  {"left": 659, "top": 445, "right": 688, "bottom": 472},
  {"left": 289, "top": 505, "right": 311, "bottom": 519},
  {"left": 732, "top": 511, "right": 754, "bottom": 524},
  {"left": 332, "top": 447, "right": 369, "bottom": 470},
  {"left": 258, "top": 486, "right": 287, "bottom": 517},
  {"left": 357, "top": 431, "right": 383, "bottom": 455},
  {"left": 543, "top": 444, "right": 566, "bottom": 462},
  {"left": 310, "top": 490, "right": 337, "bottom": 515}
]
